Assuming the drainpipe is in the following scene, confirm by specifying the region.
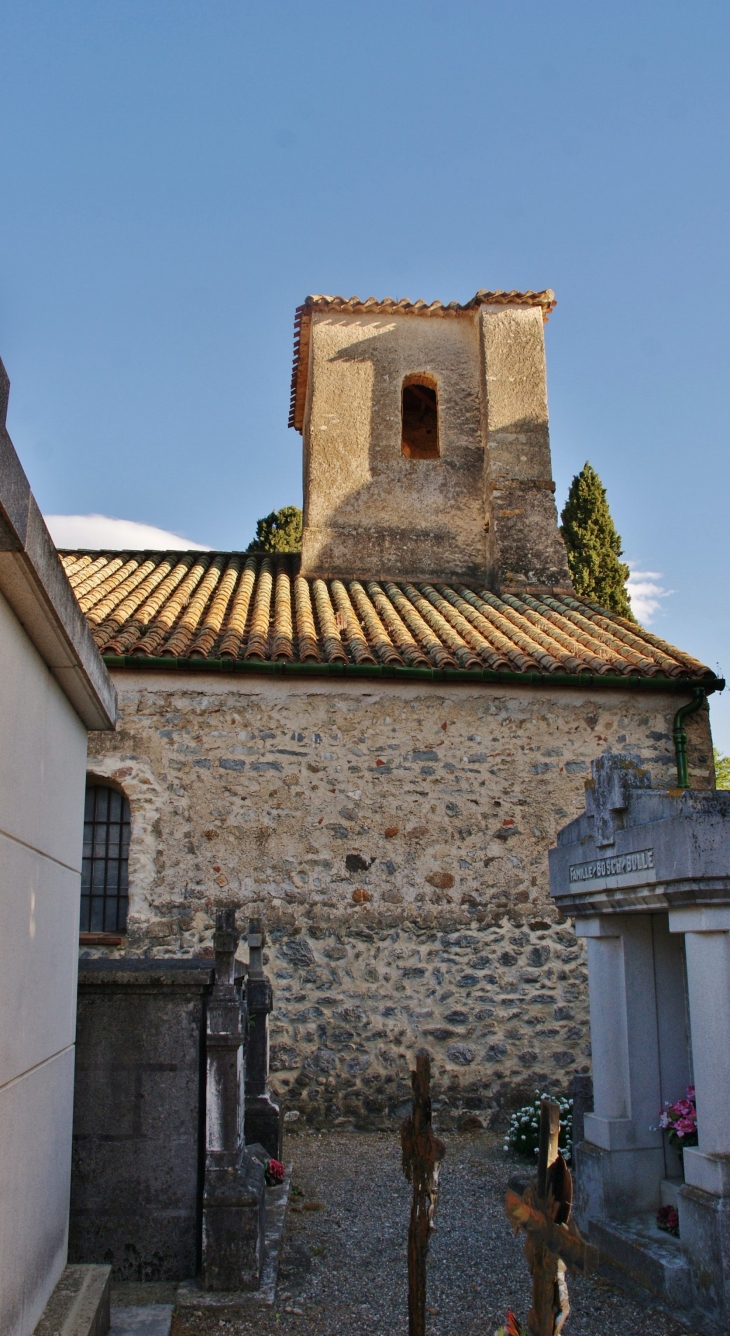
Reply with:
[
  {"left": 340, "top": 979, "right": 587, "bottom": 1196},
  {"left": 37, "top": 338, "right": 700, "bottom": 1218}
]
[{"left": 673, "top": 689, "right": 707, "bottom": 789}]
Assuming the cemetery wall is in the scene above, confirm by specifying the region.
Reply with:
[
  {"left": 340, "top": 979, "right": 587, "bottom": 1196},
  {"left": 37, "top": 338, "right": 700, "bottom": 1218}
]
[{"left": 84, "top": 670, "right": 714, "bottom": 1129}]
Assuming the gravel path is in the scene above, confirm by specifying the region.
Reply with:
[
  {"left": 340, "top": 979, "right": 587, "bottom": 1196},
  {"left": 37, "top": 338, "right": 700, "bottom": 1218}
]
[{"left": 171, "top": 1129, "right": 700, "bottom": 1336}]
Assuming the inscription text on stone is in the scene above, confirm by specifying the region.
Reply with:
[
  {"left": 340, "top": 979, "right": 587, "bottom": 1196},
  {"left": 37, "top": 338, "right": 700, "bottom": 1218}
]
[{"left": 569, "top": 848, "right": 655, "bottom": 884}]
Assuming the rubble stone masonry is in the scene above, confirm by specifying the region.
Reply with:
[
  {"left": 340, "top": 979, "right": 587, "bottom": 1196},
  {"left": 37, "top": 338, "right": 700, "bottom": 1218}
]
[{"left": 85, "top": 671, "right": 714, "bottom": 1129}]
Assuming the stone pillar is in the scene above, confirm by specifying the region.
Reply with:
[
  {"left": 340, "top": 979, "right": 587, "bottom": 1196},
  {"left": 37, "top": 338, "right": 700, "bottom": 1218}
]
[
  {"left": 202, "top": 909, "right": 265, "bottom": 1292},
  {"left": 574, "top": 915, "right": 665, "bottom": 1217},
  {"left": 669, "top": 906, "right": 730, "bottom": 1322},
  {"left": 245, "top": 919, "right": 282, "bottom": 1161},
  {"left": 670, "top": 907, "right": 730, "bottom": 1192}
]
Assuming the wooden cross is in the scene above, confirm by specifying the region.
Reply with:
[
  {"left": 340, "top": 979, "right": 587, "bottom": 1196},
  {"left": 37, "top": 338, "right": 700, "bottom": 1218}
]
[
  {"left": 505, "top": 1098, "right": 598, "bottom": 1336},
  {"left": 401, "top": 1049, "right": 446, "bottom": 1336}
]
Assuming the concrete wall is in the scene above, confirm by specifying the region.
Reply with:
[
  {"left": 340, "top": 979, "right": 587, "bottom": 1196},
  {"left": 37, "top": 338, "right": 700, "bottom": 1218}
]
[
  {"left": 299, "top": 306, "right": 572, "bottom": 592},
  {"left": 0, "top": 588, "right": 89, "bottom": 1336},
  {"left": 83, "top": 669, "right": 714, "bottom": 1130}
]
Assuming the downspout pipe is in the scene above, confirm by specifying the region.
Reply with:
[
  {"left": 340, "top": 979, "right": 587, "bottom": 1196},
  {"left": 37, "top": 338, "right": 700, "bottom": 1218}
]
[{"left": 673, "top": 689, "right": 707, "bottom": 789}]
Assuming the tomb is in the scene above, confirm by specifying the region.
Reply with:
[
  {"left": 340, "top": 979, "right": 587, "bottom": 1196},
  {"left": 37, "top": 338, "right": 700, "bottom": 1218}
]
[
  {"left": 71, "top": 911, "right": 285, "bottom": 1296},
  {"left": 549, "top": 750, "right": 730, "bottom": 1330}
]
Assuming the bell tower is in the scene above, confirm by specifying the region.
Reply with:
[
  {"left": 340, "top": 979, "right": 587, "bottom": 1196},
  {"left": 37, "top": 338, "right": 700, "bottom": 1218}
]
[{"left": 289, "top": 290, "right": 572, "bottom": 593}]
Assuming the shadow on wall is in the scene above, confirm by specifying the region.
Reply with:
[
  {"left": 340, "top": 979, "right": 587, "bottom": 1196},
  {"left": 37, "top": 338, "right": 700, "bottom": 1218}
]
[
  {"left": 302, "top": 319, "right": 487, "bottom": 583},
  {"left": 302, "top": 319, "right": 569, "bottom": 589}
]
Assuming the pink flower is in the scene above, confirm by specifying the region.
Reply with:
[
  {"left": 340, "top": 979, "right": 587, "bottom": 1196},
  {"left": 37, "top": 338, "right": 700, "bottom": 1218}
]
[{"left": 265, "top": 1157, "right": 285, "bottom": 1185}]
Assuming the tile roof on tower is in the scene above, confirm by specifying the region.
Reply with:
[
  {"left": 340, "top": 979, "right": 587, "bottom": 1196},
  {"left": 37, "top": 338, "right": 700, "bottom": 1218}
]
[{"left": 59, "top": 549, "right": 714, "bottom": 685}]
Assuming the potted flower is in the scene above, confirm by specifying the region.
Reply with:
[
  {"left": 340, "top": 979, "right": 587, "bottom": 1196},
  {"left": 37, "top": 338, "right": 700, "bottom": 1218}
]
[{"left": 658, "top": 1086, "right": 697, "bottom": 1154}]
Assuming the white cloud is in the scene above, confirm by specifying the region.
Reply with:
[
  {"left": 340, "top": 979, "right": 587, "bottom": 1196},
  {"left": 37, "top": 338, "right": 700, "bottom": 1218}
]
[
  {"left": 44, "top": 514, "right": 211, "bottom": 551},
  {"left": 626, "top": 564, "right": 673, "bottom": 625}
]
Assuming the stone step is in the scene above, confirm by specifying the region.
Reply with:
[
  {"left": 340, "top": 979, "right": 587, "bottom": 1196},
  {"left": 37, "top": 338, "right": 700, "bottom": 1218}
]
[
  {"left": 109, "top": 1305, "right": 173, "bottom": 1336},
  {"left": 33, "top": 1265, "right": 111, "bottom": 1336},
  {"left": 588, "top": 1212, "right": 692, "bottom": 1309}
]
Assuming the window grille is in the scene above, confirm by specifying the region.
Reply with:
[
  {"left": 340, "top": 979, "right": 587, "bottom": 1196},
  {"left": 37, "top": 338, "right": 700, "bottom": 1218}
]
[{"left": 81, "top": 785, "right": 131, "bottom": 933}]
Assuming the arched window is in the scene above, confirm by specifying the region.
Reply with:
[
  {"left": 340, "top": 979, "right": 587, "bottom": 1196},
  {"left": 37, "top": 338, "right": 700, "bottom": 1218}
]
[
  {"left": 81, "top": 785, "right": 131, "bottom": 933},
  {"left": 401, "top": 375, "right": 439, "bottom": 459}
]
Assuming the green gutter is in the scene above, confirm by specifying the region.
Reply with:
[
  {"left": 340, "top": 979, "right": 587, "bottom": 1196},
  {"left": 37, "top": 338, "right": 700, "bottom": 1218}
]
[
  {"left": 102, "top": 654, "right": 725, "bottom": 697},
  {"left": 673, "top": 689, "right": 709, "bottom": 789}
]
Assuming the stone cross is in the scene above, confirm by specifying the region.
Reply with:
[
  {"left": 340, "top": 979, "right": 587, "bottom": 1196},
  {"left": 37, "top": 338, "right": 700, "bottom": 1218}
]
[
  {"left": 401, "top": 1050, "right": 445, "bottom": 1336},
  {"left": 505, "top": 1098, "right": 597, "bottom": 1336},
  {"left": 244, "top": 918, "right": 282, "bottom": 1160},
  {"left": 202, "top": 908, "right": 265, "bottom": 1292},
  {"left": 585, "top": 749, "right": 651, "bottom": 847}
]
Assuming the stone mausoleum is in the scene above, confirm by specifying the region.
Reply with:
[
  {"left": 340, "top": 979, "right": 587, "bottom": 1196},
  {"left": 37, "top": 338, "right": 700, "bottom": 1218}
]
[{"left": 64, "top": 289, "right": 721, "bottom": 1129}]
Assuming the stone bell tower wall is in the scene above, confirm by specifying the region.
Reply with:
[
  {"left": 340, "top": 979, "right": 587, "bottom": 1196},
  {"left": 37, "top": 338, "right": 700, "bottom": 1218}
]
[
  {"left": 480, "top": 306, "right": 572, "bottom": 593},
  {"left": 299, "top": 303, "right": 573, "bottom": 593},
  {"left": 300, "top": 311, "right": 486, "bottom": 584}
]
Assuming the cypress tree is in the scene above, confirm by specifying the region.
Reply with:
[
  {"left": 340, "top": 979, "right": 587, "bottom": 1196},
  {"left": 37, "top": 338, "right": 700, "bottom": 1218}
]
[
  {"left": 560, "top": 463, "right": 635, "bottom": 620},
  {"left": 246, "top": 505, "right": 302, "bottom": 553}
]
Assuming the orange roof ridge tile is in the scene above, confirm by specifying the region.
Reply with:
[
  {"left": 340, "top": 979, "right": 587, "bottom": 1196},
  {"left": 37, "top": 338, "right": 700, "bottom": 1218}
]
[
  {"left": 497, "top": 591, "right": 639, "bottom": 676},
  {"left": 516, "top": 593, "right": 660, "bottom": 677},
  {"left": 77, "top": 557, "right": 142, "bottom": 613},
  {"left": 60, "top": 553, "right": 94, "bottom": 580},
  {"left": 187, "top": 556, "right": 243, "bottom": 659},
  {"left": 436, "top": 588, "right": 514, "bottom": 671},
  {"left": 525, "top": 594, "right": 659, "bottom": 676},
  {"left": 330, "top": 580, "right": 377, "bottom": 665},
  {"left": 271, "top": 559, "right": 295, "bottom": 662},
  {"left": 312, "top": 579, "right": 348, "bottom": 664},
  {"left": 244, "top": 557, "right": 274, "bottom": 660},
  {"left": 456, "top": 588, "right": 555, "bottom": 673},
  {"left": 421, "top": 583, "right": 539, "bottom": 672},
  {"left": 160, "top": 556, "right": 225, "bottom": 657},
  {"left": 218, "top": 557, "right": 258, "bottom": 659},
  {"left": 293, "top": 573, "right": 321, "bottom": 662},
  {"left": 477, "top": 588, "right": 618, "bottom": 676},
  {"left": 382, "top": 582, "right": 458, "bottom": 670},
  {"left": 132, "top": 557, "right": 210, "bottom": 656},
  {"left": 104, "top": 556, "right": 198, "bottom": 656},
  {"left": 65, "top": 553, "right": 112, "bottom": 590},
  {"left": 558, "top": 595, "right": 711, "bottom": 677},
  {"left": 92, "top": 558, "right": 177, "bottom": 647},
  {"left": 347, "top": 581, "right": 404, "bottom": 665},
  {"left": 444, "top": 585, "right": 554, "bottom": 671},
  {"left": 364, "top": 582, "right": 431, "bottom": 667}
]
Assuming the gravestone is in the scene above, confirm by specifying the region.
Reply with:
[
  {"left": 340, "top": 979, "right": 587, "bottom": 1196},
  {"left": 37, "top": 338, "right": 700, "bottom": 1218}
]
[
  {"left": 549, "top": 750, "right": 730, "bottom": 1329},
  {"left": 244, "top": 919, "right": 282, "bottom": 1160},
  {"left": 201, "top": 909, "right": 266, "bottom": 1291},
  {"left": 70, "top": 959, "right": 212, "bottom": 1280}
]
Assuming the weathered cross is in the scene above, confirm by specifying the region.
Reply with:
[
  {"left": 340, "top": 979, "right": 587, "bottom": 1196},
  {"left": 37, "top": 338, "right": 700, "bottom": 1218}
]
[
  {"left": 401, "top": 1049, "right": 445, "bottom": 1336},
  {"left": 504, "top": 1098, "right": 598, "bottom": 1336}
]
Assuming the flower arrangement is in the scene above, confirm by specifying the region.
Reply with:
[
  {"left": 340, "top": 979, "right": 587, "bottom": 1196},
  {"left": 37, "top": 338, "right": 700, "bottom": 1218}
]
[
  {"left": 265, "top": 1158, "right": 285, "bottom": 1186},
  {"left": 656, "top": 1204, "right": 680, "bottom": 1237},
  {"left": 503, "top": 1092, "right": 573, "bottom": 1162},
  {"left": 657, "top": 1087, "right": 697, "bottom": 1152},
  {"left": 494, "top": 1311, "right": 526, "bottom": 1336}
]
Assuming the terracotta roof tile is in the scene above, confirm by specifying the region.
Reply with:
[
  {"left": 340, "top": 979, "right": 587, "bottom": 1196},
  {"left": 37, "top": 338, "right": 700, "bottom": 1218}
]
[
  {"left": 59, "top": 550, "right": 715, "bottom": 684},
  {"left": 289, "top": 289, "right": 557, "bottom": 431}
]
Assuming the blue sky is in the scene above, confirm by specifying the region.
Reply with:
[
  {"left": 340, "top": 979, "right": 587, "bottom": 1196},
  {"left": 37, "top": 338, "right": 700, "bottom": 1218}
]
[{"left": 2, "top": 1, "right": 730, "bottom": 746}]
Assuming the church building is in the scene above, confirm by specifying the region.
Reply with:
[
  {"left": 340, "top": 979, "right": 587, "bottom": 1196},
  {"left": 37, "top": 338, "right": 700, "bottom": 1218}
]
[{"left": 63, "top": 289, "right": 719, "bottom": 1127}]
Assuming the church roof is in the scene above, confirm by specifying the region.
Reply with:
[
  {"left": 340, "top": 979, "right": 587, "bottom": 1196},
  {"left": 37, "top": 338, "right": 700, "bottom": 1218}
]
[
  {"left": 289, "top": 289, "right": 557, "bottom": 430},
  {"left": 59, "top": 549, "right": 714, "bottom": 687}
]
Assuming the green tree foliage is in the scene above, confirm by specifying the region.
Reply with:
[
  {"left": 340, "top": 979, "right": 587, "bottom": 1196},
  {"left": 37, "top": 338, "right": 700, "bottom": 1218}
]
[
  {"left": 246, "top": 505, "right": 302, "bottom": 554},
  {"left": 560, "top": 462, "right": 635, "bottom": 620},
  {"left": 714, "top": 748, "right": 730, "bottom": 791}
]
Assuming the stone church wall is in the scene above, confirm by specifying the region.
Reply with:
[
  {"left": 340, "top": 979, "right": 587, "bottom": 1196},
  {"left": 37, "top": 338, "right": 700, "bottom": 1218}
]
[{"left": 84, "top": 670, "right": 714, "bottom": 1129}]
